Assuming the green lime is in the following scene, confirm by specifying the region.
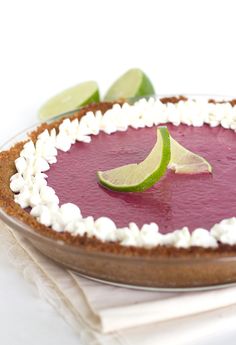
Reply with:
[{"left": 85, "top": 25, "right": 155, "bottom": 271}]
[
  {"left": 104, "top": 68, "right": 155, "bottom": 101},
  {"left": 97, "top": 127, "right": 212, "bottom": 193},
  {"left": 38, "top": 81, "right": 100, "bottom": 122},
  {"left": 97, "top": 127, "right": 170, "bottom": 192},
  {"left": 169, "top": 137, "right": 212, "bottom": 174}
]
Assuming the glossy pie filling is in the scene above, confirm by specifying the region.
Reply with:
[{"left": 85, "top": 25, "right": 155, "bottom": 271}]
[{"left": 47, "top": 123, "right": 236, "bottom": 233}]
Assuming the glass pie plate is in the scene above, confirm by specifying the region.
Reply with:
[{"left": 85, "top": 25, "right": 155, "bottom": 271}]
[{"left": 1, "top": 94, "right": 236, "bottom": 292}]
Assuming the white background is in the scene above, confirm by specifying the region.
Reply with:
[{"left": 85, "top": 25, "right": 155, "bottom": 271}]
[{"left": 1, "top": 0, "right": 236, "bottom": 344}]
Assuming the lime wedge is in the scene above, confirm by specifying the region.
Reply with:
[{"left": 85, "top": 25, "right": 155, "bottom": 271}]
[
  {"left": 97, "top": 127, "right": 212, "bottom": 193},
  {"left": 97, "top": 127, "right": 171, "bottom": 192},
  {"left": 38, "top": 81, "right": 100, "bottom": 122},
  {"left": 104, "top": 68, "right": 155, "bottom": 101},
  {"left": 169, "top": 137, "right": 212, "bottom": 174}
]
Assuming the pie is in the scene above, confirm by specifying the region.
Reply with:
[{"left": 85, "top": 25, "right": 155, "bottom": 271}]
[{"left": 1, "top": 96, "right": 236, "bottom": 288}]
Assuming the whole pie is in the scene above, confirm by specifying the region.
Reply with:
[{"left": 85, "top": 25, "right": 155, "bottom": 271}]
[{"left": 1, "top": 95, "right": 236, "bottom": 288}]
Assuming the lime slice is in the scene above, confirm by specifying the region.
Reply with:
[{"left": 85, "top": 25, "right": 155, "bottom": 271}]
[
  {"left": 97, "top": 127, "right": 212, "bottom": 193},
  {"left": 97, "top": 127, "right": 171, "bottom": 192},
  {"left": 104, "top": 68, "right": 155, "bottom": 101},
  {"left": 38, "top": 81, "right": 100, "bottom": 122},
  {"left": 169, "top": 137, "right": 212, "bottom": 174}
]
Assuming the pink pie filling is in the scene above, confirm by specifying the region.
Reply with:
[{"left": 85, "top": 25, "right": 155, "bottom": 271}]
[{"left": 47, "top": 124, "right": 236, "bottom": 234}]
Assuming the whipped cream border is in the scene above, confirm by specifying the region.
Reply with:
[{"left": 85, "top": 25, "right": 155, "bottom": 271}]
[{"left": 9, "top": 97, "right": 236, "bottom": 249}]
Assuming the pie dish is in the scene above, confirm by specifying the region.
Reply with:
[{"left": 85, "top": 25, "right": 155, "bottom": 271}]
[{"left": 1, "top": 95, "right": 236, "bottom": 290}]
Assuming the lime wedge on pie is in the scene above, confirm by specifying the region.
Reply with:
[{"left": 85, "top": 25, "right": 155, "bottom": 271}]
[
  {"left": 169, "top": 137, "right": 213, "bottom": 174},
  {"left": 97, "top": 127, "right": 212, "bottom": 192},
  {"left": 104, "top": 68, "right": 155, "bottom": 101},
  {"left": 38, "top": 81, "right": 100, "bottom": 122},
  {"left": 97, "top": 127, "right": 170, "bottom": 192}
]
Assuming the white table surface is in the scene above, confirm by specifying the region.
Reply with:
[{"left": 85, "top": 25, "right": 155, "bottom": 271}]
[{"left": 1, "top": 0, "right": 236, "bottom": 344}]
